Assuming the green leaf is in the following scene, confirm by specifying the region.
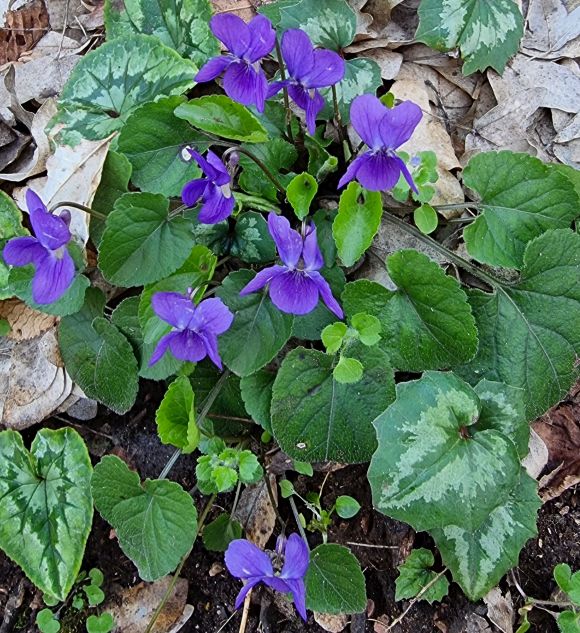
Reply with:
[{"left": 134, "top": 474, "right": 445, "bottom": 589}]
[
  {"left": 117, "top": 96, "right": 208, "bottom": 197},
  {"left": 155, "top": 376, "right": 198, "bottom": 453},
  {"left": 279, "top": 479, "right": 295, "bottom": 498},
  {"left": 175, "top": 96, "right": 268, "bottom": 143},
  {"left": 305, "top": 135, "right": 338, "bottom": 182},
  {"left": 305, "top": 543, "right": 366, "bottom": 614},
  {"left": 287, "top": 172, "right": 318, "bottom": 220},
  {"left": 334, "top": 182, "right": 382, "bottom": 266},
  {"left": 0, "top": 191, "right": 25, "bottom": 298},
  {"left": 238, "top": 451, "right": 263, "bottom": 484},
  {"left": 0, "top": 318, "right": 9, "bottom": 336},
  {"left": 431, "top": 472, "right": 540, "bottom": 600},
  {"left": 99, "top": 192, "right": 195, "bottom": 287},
  {"left": 278, "top": 0, "right": 356, "bottom": 49},
  {"left": 240, "top": 370, "right": 275, "bottom": 432},
  {"left": 368, "top": 372, "right": 524, "bottom": 532},
  {"left": 321, "top": 322, "right": 348, "bottom": 354},
  {"left": 351, "top": 312, "right": 381, "bottom": 346},
  {"left": 335, "top": 495, "right": 360, "bottom": 519},
  {"left": 91, "top": 455, "right": 197, "bottom": 581},
  {"left": 558, "top": 611, "right": 580, "bottom": 633},
  {"left": 554, "top": 564, "right": 580, "bottom": 605},
  {"left": 463, "top": 152, "right": 579, "bottom": 269},
  {"left": 293, "top": 461, "right": 313, "bottom": 476},
  {"left": 0, "top": 429, "right": 93, "bottom": 601},
  {"left": 90, "top": 151, "right": 132, "bottom": 245},
  {"left": 333, "top": 356, "right": 363, "bottom": 384},
  {"left": 416, "top": 0, "right": 524, "bottom": 75},
  {"left": 43, "top": 594, "right": 60, "bottom": 607},
  {"left": 202, "top": 514, "right": 242, "bottom": 552},
  {"left": 86, "top": 613, "right": 115, "bottom": 633},
  {"left": 59, "top": 288, "right": 139, "bottom": 414},
  {"left": 104, "top": 0, "right": 217, "bottom": 65},
  {"left": 271, "top": 344, "right": 395, "bottom": 463},
  {"left": 230, "top": 212, "right": 277, "bottom": 263},
  {"left": 83, "top": 584, "right": 105, "bottom": 606},
  {"left": 414, "top": 204, "right": 438, "bottom": 234},
  {"left": 53, "top": 35, "right": 196, "bottom": 144},
  {"left": 395, "top": 549, "right": 449, "bottom": 604},
  {"left": 457, "top": 229, "right": 580, "bottom": 419},
  {"left": 36, "top": 609, "right": 60, "bottom": 633},
  {"left": 213, "top": 466, "right": 238, "bottom": 492},
  {"left": 88, "top": 568, "right": 104, "bottom": 587},
  {"left": 216, "top": 270, "right": 294, "bottom": 377}
]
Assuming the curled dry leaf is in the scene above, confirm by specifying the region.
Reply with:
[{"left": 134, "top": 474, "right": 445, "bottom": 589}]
[
  {"left": 522, "top": 428, "right": 549, "bottom": 480},
  {"left": 522, "top": 0, "right": 580, "bottom": 60},
  {"left": 314, "top": 612, "right": 350, "bottom": 632},
  {"left": 0, "top": 298, "right": 57, "bottom": 341},
  {"left": 483, "top": 587, "right": 514, "bottom": 633},
  {"left": 232, "top": 474, "right": 277, "bottom": 548},
  {"left": 0, "top": 0, "right": 49, "bottom": 65}
]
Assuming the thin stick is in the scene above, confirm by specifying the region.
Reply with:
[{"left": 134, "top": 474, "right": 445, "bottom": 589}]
[
  {"left": 214, "top": 609, "right": 239, "bottom": 633},
  {"left": 287, "top": 493, "right": 309, "bottom": 546},
  {"left": 238, "top": 589, "right": 253, "bottom": 633},
  {"left": 158, "top": 448, "right": 181, "bottom": 480},
  {"left": 346, "top": 542, "right": 398, "bottom": 549}
]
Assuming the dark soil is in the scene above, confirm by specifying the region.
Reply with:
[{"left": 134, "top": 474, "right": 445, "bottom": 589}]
[{"left": 1, "top": 383, "right": 578, "bottom": 633}]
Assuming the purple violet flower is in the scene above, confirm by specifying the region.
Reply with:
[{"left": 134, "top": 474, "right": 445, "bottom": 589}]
[
  {"left": 149, "top": 292, "right": 234, "bottom": 368},
  {"left": 182, "top": 149, "right": 235, "bottom": 224},
  {"left": 225, "top": 534, "right": 310, "bottom": 620},
  {"left": 338, "top": 94, "right": 422, "bottom": 193},
  {"left": 195, "top": 14, "right": 276, "bottom": 112},
  {"left": 239, "top": 213, "right": 343, "bottom": 318},
  {"left": 2, "top": 190, "right": 74, "bottom": 304},
  {"left": 267, "top": 29, "right": 345, "bottom": 136}
]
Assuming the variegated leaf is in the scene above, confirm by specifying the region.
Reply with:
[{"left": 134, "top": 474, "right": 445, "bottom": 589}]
[
  {"left": 0, "top": 429, "right": 93, "bottom": 601},
  {"left": 431, "top": 471, "right": 540, "bottom": 600},
  {"left": 368, "top": 372, "right": 524, "bottom": 532},
  {"left": 416, "top": 0, "right": 524, "bottom": 75}
]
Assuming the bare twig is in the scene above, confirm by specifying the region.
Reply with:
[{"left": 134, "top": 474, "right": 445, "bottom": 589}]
[{"left": 238, "top": 589, "right": 253, "bottom": 633}]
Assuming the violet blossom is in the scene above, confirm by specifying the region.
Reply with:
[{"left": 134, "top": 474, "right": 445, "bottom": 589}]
[
  {"left": 338, "top": 94, "right": 422, "bottom": 193},
  {"left": 268, "top": 29, "right": 345, "bottom": 135},
  {"left": 225, "top": 534, "right": 310, "bottom": 620},
  {"left": 182, "top": 149, "right": 235, "bottom": 224},
  {"left": 149, "top": 292, "right": 233, "bottom": 368},
  {"left": 239, "top": 213, "right": 343, "bottom": 318},
  {"left": 2, "top": 190, "right": 74, "bottom": 304},
  {"left": 195, "top": 14, "right": 276, "bottom": 112}
]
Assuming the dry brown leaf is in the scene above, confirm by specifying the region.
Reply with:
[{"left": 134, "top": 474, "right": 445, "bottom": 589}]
[
  {"left": 0, "top": 119, "right": 29, "bottom": 171},
  {"left": 232, "top": 475, "right": 277, "bottom": 548},
  {"left": 0, "top": 298, "right": 57, "bottom": 340},
  {"left": 363, "top": 49, "right": 403, "bottom": 80},
  {"left": 0, "top": 0, "right": 49, "bottom": 65},
  {"left": 522, "top": 0, "right": 580, "bottom": 59},
  {"left": 522, "top": 428, "right": 549, "bottom": 480},
  {"left": 106, "top": 577, "right": 193, "bottom": 633},
  {"left": 314, "top": 612, "right": 349, "bottom": 632},
  {"left": 483, "top": 588, "right": 514, "bottom": 633}
]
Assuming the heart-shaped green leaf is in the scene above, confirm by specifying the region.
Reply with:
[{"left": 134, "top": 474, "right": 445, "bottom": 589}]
[{"left": 155, "top": 376, "right": 198, "bottom": 453}]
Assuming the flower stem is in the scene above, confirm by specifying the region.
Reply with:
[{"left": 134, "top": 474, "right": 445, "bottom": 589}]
[
  {"left": 331, "top": 84, "right": 350, "bottom": 161},
  {"left": 48, "top": 200, "right": 107, "bottom": 222},
  {"left": 274, "top": 38, "right": 294, "bottom": 144},
  {"left": 223, "top": 147, "right": 286, "bottom": 196}
]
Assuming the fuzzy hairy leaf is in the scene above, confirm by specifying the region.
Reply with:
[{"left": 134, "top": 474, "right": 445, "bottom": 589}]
[{"left": 240, "top": 369, "right": 276, "bottom": 432}]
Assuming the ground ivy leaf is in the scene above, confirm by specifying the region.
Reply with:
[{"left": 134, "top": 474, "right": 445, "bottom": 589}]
[
  {"left": 52, "top": 34, "right": 196, "bottom": 144},
  {"left": 175, "top": 96, "right": 268, "bottom": 143},
  {"left": 117, "top": 96, "right": 208, "bottom": 197},
  {"left": 458, "top": 229, "right": 580, "bottom": 419},
  {"left": 155, "top": 376, "right": 198, "bottom": 453},
  {"left": 334, "top": 182, "right": 382, "bottom": 266},
  {"left": 271, "top": 343, "right": 395, "bottom": 463},
  {"left": 305, "top": 543, "right": 367, "bottom": 614},
  {"left": 0, "top": 428, "right": 93, "bottom": 601},
  {"left": 202, "top": 513, "right": 242, "bottom": 552},
  {"left": 104, "top": 0, "right": 218, "bottom": 66},
  {"left": 91, "top": 455, "right": 198, "bottom": 581},
  {"left": 368, "top": 372, "right": 523, "bottom": 533},
  {"left": 240, "top": 369, "right": 276, "bottom": 432},
  {"left": 395, "top": 549, "right": 449, "bottom": 604},
  {"left": 99, "top": 192, "right": 195, "bottom": 287},
  {"left": 463, "top": 152, "right": 579, "bottom": 269},
  {"left": 416, "top": 0, "right": 524, "bottom": 75},
  {"left": 216, "top": 270, "right": 294, "bottom": 377},
  {"left": 431, "top": 471, "right": 540, "bottom": 600},
  {"left": 59, "top": 288, "right": 139, "bottom": 414}
]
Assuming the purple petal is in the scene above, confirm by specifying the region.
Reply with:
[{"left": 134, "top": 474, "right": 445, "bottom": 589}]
[
  {"left": 187, "top": 149, "right": 219, "bottom": 180},
  {"left": 205, "top": 151, "right": 231, "bottom": 186},
  {"left": 149, "top": 332, "right": 175, "bottom": 366},
  {"left": 355, "top": 153, "right": 401, "bottom": 192},
  {"left": 303, "top": 49, "right": 345, "bottom": 88},
  {"left": 396, "top": 156, "right": 419, "bottom": 194},
  {"left": 350, "top": 94, "right": 387, "bottom": 150},
  {"left": 151, "top": 291, "right": 196, "bottom": 329},
  {"left": 2, "top": 236, "right": 45, "bottom": 266},
  {"left": 266, "top": 80, "right": 288, "bottom": 99},
  {"left": 168, "top": 330, "right": 208, "bottom": 363},
  {"left": 287, "top": 83, "right": 309, "bottom": 112},
  {"left": 267, "top": 213, "right": 302, "bottom": 268},
  {"left": 195, "top": 56, "right": 231, "bottom": 83},
  {"left": 379, "top": 100, "right": 422, "bottom": 149},
  {"left": 284, "top": 578, "right": 307, "bottom": 621},
  {"left": 302, "top": 224, "right": 323, "bottom": 271},
  {"left": 25, "top": 189, "right": 46, "bottom": 214},
  {"left": 309, "top": 271, "right": 343, "bottom": 318},
  {"left": 225, "top": 539, "right": 274, "bottom": 580},
  {"left": 29, "top": 204, "right": 71, "bottom": 251},
  {"left": 280, "top": 534, "right": 310, "bottom": 580},
  {"left": 223, "top": 61, "right": 268, "bottom": 112},
  {"left": 198, "top": 184, "right": 235, "bottom": 224},
  {"left": 190, "top": 297, "right": 234, "bottom": 335},
  {"left": 337, "top": 154, "right": 366, "bottom": 189},
  {"left": 269, "top": 271, "right": 320, "bottom": 315},
  {"left": 304, "top": 89, "right": 325, "bottom": 136},
  {"left": 32, "top": 249, "right": 75, "bottom": 304},
  {"left": 245, "top": 15, "right": 276, "bottom": 63},
  {"left": 263, "top": 576, "right": 292, "bottom": 593},
  {"left": 234, "top": 578, "right": 261, "bottom": 610},
  {"left": 210, "top": 14, "right": 250, "bottom": 57},
  {"left": 281, "top": 29, "right": 314, "bottom": 80},
  {"left": 182, "top": 178, "right": 208, "bottom": 208},
  {"left": 239, "top": 265, "right": 287, "bottom": 296},
  {"left": 198, "top": 331, "right": 223, "bottom": 370}
]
